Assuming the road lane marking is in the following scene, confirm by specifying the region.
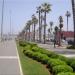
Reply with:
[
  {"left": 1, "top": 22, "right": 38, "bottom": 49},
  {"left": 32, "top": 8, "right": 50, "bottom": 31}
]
[
  {"left": 15, "top": 41, "right": 23, "bottom": 75},
  {"left": 0, "top": 56, "right": 18, "bottom": 59}
]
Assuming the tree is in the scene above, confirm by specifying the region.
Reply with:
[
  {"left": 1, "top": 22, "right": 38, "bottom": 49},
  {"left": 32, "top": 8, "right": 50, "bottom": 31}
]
[
  {"left": 26, "top": 20, "right": 32, "bottom": 41},
  {"left": 54, "top": 26, "right": 58, "bottom": 44},
  {"left": 71, "top": 0, "right": 75, "bottom": 46},
  {"left": 59, "top": 16, "right": 63, "bottom": 46},
  {"left": 32, "top": 14, "right": 38, "bottom": 42},
  {"left": 41, "top": 3, "right": 51, "bottom": 44},
  {"left": 48, "top": 28, "right": 50, "bottom": 40},
  {"left": 50, "top": 21, "right": 53, "bottom": 33},
  {"left": 36, "top": 6, "right": 42, "bottom": 42},
  {"left": 65, "top": 11, "right": 71, "bottom": 31}
]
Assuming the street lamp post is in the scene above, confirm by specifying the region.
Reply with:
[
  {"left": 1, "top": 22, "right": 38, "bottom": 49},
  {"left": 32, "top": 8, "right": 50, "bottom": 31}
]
[
  {"left": 72, "top": 0, "right": 75, "bottom": 45},
  {"left": 1, "top": 0, "right": 4, "bottom": 42},
  {"left": 65, "top": 11, "right": 71, "bottom": 32}
]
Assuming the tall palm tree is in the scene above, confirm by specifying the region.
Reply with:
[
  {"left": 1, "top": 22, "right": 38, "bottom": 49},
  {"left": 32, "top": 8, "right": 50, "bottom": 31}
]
[
  {"left": 48, "top": 28, "right": 50, "bottom": 40},
  {"left": 59, "top": 16, "right": 63, "bottom": 46},
  {"left": 41, "top": 3, "right": 51, "bottom": 44},
  {"left": 72, "top": 0, "right": 75, "bottom": 45},
  {"left": 26, "top": 20, "right": 32, "bottom": 41},
  {"left": 32, "top": 14, "right": 38, "bottom": 42},
  {"left": 50, "top": 21, "right": 53, "bottom": 33},
  {"left": 65, "top": 11, "right": 71, "bottom": 31},
  {"left": 25, "top": 24, "right": 29, "bottom": 41},
  {"left": 54, "top": 26, "right": 58, "bottom": 44},
  {"left": 24, "top": 27, "right": 27, "bottom": 41},
  {"left": 36, "top": 6, "right": 42, "bottom": 42}
]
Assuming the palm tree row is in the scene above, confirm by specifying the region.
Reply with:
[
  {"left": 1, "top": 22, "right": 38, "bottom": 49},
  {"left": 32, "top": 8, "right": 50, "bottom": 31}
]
[
  {"left": 20, "top": 2, "right": 51, "bottom": 43},
  {"left": 19, "top": 1, "right": 75, "bottom": 46}
]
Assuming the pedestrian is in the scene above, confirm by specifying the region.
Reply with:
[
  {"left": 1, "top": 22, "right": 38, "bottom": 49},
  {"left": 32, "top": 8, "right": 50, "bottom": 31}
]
[{"left": 54, "top": 39, "right": 56, "bottom": 48}]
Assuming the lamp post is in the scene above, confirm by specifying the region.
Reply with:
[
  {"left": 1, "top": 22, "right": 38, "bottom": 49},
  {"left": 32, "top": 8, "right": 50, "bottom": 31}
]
[
  {"left": 65, "top": 11, "right": 71, "bottom": 31},
  {"left": 72, "top": 0, "right": 75, "bottom": 45},
  {"left": 1, "top": 0, "right": 4, "bottom": 42}
]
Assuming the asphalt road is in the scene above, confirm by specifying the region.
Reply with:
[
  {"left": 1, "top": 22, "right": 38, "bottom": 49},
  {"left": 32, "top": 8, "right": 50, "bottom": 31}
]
[
  {"left": 38, "top": 43, "right": 75, "bottom": 57},
  {"left": 0, "top": 40, "right": 22, "bottom": 75}
]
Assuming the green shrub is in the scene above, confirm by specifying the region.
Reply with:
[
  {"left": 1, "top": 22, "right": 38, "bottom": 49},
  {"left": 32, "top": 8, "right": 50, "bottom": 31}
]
[
  {"left": 40, "top": 54, "right": 49, "bottom": 64},
  {"left": 19, "top": 40, "right": 27, "bottom": 47},
  {"left": 52, "top": 65, "right": 73, "bottom": 75},
  {"left": 70, "top": 60, "right": 75, "bottom": 71},
  {"left": 24, "top": 45, "right": 32, "bottom": 50},
  {"left": 57, "top": 72, "right": 75, "bottom": 75},
  {"left": 47, "top": 52, "right": 59, "bottom": 58},
  {"left": 34, "top": 53, "right": 48, "bottom": 62},
  {"left": 67, "top": 45, "right": 75, "bottom": 49},
  {"left": 47, "top": 59, "right": 66, "bottom": 68},
  {"left": 24, "top": 50, "right": 33, "bottom": 58},
  {"left": 32, "top": 46, "right": 40, "bottom": 52},
  {"left": 31, "top": 52, "right": 42, "bottom": 61},
  {"left": 57, "top": 55, "right": 69, "bottom": 63},
  {"left": 29, "top": 43, "right": 37, "bottom": 48}
]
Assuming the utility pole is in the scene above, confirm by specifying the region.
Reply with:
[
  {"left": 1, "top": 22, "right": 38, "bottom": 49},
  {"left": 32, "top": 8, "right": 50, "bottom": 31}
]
[
  {"left": 65, "top": 11, "right": 71, "bottom": 31},
  {"left": 72, "top": 0, "right": 75, "bottom": 45},
  {"left": 1, "top": 0, "right": 4, "bottom": 42},
  {"left": 10, "top": 10, "right": 11, "bottom": 39}
]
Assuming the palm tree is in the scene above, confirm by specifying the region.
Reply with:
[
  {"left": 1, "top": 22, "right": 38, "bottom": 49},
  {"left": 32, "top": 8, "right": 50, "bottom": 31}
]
[
  {"left": 48, "top": 28, "right": 50, "bottom": 40},
  {"left": 25, "top": 24, "right": 29, "bottom": 41},
  {"left": 65, "top": 11, "right": 71, "bottom": 31},
  {"left": 50, "top": 21, "right": 53, "bottom": 33},
  {"left": 72, "top": 0, "right": 75, "bottom": 45},
  {"left": 36, "top": 6, "right": 42, "bottom": 42},
  {"left": 41, "top": 3, "right": 51, "bottom": 44},
  {"left": 32, "top": 14, "right": 38, "bottom": 42},
  {"left": 26, "top": 20, "right": 32, "bottom": 41},
  {"left": 54, "top": 26, "right": 58, "bottom": 44},
  {"left": 59, "top": 16, "right": 63, "bottom": 46}
]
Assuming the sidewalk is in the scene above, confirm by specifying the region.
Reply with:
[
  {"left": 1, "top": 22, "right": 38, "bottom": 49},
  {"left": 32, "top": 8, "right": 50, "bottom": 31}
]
[
  {"left": 0, "top": 40, "right": 22, "bottom": 75},
  {"left": 37, "top": 43, "right": 75, "bottom": 58}
]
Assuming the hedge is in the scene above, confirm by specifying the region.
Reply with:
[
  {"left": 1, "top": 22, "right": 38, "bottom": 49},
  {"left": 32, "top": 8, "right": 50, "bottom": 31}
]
[
  {"left": 57, "top": 72, "right": 75, "bottom": 75},
  {"left": 24, "top": 50, "right": 49, "bottom": 63},
  {"left": 67, "top": 45, "right": 75, "bottom": 49},
  {"left": 70, "top": 60, "right": 75, "bottom": 71},
  {"left": 24, "top": 50, "right": 34, "bottom": 58},
  {"left": 47, "top": 59, "right": 66, "bottom": 68},
  {"left": 52, "top": 65, "right": 73, "bottom": 75}
]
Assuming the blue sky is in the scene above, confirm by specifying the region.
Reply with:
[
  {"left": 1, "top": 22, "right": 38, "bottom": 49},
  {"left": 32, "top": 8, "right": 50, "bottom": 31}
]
[{"left": 0, "top": 0, "right": 73, "bottom": 34}]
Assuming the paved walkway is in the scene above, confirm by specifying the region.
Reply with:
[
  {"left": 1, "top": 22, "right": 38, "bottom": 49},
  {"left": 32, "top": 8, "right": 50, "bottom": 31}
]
[
  {"left": 0, "top": 40, "right": 22, "bottom": 75},
  {"left": 37, "top": 43, "right": 75, "bottom": 58}
]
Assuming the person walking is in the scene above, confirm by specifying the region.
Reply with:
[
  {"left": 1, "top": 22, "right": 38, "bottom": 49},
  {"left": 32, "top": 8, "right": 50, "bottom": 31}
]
[{"left": 54, "top": 39, "right": 56, "bottom": 48}]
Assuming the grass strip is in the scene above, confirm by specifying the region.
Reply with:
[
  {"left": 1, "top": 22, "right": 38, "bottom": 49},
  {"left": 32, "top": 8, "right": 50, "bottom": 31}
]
[{"left": 17, "top": 43, "right": 50, "bottom": 75}]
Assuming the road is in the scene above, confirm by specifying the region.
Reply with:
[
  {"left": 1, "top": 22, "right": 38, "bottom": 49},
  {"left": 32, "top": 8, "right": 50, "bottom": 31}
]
[
  {"left": 0, "top": 40, "right": 22, "bottom": 75},
  {"left": 37, "top": 43, "right": 75, "bottom": 58}
]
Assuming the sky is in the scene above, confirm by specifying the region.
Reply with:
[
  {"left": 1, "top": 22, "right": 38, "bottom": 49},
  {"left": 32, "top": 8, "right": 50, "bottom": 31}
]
[{"left": 0, "top": 0, "right": 74, "bottom": 35}]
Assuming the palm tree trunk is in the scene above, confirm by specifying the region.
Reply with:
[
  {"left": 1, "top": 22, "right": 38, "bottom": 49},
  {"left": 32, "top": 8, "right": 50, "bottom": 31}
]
[
  {"left": 26, "top": 29, "right": 27, "bottom": 41},
  {"left": 72, "top": 0, "right": 75, "bottom": 45},
  {"left": 59, "top": 28, "right": 61, "bottom": 46},
  {"left": 33, "top": 24, "right": 35, "bottom": 42},
  {"left": 44, "top": 11, "right": 46, "bottom": 44},
  {"left": 40, "top": 15, "right": 43, "bottom": 42},
  {"left": 32, "top": 24, "right": 33, "bottom": 41},
  {"left": 29, "top": 26, "right": 30, "bottom": 41},
  {"left": 39, "top": 11, "right": 41, "bottom": 42},
  {"left": 67, "top": 16, "right": 68, "bottom": 31}
]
